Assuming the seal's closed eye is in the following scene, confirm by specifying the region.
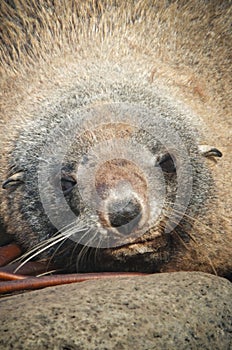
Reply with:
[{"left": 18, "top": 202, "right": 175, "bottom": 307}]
[
  {"left": 156, "top": 153, "right": 176, "bottom": 174},
  {"left": 2, "top": 172, "right": 24, "bottom": 189},
  {"left": 61, "top": 174, "right": 77, "bottom": 195}
]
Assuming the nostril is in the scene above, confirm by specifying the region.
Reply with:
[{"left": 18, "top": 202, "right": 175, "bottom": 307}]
[{"left": 107, "top": 197, "right": 142, "bottom": 233}]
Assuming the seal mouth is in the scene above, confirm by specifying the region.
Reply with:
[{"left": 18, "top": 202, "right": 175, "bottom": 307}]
[
  {"left": 117, "top": 238, "right": 160, "bottom": 251},
  {"left": 100, "top": 225, "right": 172, "bottom": 272},
  {"left": 105, "top": 223, "right": 164, "bottom": 251}
]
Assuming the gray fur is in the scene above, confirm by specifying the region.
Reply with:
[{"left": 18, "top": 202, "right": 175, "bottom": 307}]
[{"left": 0, "top": 1, "right": 231, "bottom": 277}]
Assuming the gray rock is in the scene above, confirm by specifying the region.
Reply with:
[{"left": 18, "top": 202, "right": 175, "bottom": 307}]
[{"left": 0, "top": 272, "right": 231, "bottom": 350}]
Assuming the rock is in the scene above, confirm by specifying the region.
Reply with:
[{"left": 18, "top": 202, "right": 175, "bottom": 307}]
[{"left": 0, "top": 272, "right": 231, "bottom": 350}]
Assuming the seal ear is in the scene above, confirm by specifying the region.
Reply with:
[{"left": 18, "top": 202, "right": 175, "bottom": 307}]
[
  {"left": 199, "top": 145, "right": 223, "bottom": 160},
  {"left": 2, "top": 172, "right": 24, "bottom": 189}
]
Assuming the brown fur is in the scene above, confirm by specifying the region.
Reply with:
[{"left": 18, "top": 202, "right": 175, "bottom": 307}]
[{"left": 0, "top": 0, "right": 231, "bottom": 278}]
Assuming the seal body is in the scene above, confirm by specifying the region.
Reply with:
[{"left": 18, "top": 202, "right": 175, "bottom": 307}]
[{"left": 0, "top": 1, "right": 231, "bottom": 278}]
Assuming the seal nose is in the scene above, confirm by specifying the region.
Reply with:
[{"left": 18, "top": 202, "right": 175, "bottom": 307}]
[{"left": 107, "top": 197, "right": 142, "bottom": 234}]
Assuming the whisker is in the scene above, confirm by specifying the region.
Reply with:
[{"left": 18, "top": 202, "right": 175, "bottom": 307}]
[
  {"left": 37, "top": 269, "right": 59, "bottom": 277},
  {"left": 14, "top": 223, "right": 89, "bottom": 273},
  {"left": 164, "top": 210, "right": 218, "bottom": 275},
  {"left": 14, "top": 234, "right": 72, "bottom": 273},
  {"left": 75, "top": 228, "right": 99, "bottom": 271},
  {"left": 46, "top": 222, "right": 93, "bottom": 269},
  {"left": 164, "top": 201, "right": 219, "bottom": 236},
  {"left": 13, "top": 221, "right": 78, "bottom": 262},
  {"left": 13, "top": 232, "right": 67, "bottom": 263},
  {"left": 46, "top": 235, "right": 72, "bottom": 270},
  {"left": 69, "top": 241, "right": 82, "bottom": 269}
]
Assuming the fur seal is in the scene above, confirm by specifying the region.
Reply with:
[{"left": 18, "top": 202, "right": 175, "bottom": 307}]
[{"left": 0, "top": 0, "right": 231, "bottom": 279}]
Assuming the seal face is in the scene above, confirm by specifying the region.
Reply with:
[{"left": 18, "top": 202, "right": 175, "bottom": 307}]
[
  {"left": 1, "top": 98, "right": 215, "bottom": 272},
  {"left": 0, "top": 1, "right": 230, "bottom": 277}
]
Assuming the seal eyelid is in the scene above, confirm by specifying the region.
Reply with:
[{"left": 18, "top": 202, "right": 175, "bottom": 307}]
[
  {"left": 61, "top": 173, "right": 77, "bottom": 195},
  {"left": 2, "top": 172, "right": 25, "bottom": 189},
  {"left": 156, "top": 153, "right": 176, "bottom": 174}
]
